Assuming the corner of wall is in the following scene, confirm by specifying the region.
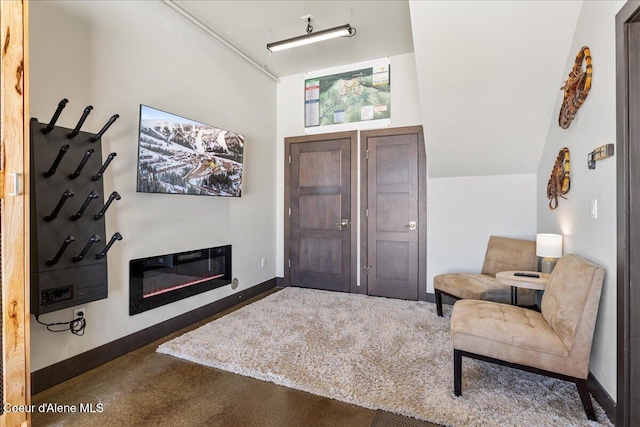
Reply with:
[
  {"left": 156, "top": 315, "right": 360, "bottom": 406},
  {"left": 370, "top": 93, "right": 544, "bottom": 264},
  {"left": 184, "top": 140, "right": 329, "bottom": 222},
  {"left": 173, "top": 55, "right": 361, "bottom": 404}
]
[{"left": 536, "top": 0, "right": 626, "bottom": 401}]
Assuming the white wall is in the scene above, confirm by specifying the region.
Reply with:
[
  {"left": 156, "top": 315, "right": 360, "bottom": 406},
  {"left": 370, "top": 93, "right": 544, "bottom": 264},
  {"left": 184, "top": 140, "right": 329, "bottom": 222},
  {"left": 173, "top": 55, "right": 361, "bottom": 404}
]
[
  {"left": 427, "top": 174, "right": 537, "bottom": 291},
  {"left": 30, "top": 1, "right": 277, "bottom": 371},
  {"left": 276, "top": 53, "right": 537, "bottom": 293},
  {"left": 537, "top": 0, "right": 625, "bottom": 400}
]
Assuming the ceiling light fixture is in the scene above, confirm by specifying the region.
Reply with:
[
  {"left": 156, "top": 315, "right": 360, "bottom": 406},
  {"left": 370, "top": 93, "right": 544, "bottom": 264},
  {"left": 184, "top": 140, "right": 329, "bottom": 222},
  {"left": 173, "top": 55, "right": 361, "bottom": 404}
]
[{"left": 267, "top": 16, "right": 356, "bottom": 52}]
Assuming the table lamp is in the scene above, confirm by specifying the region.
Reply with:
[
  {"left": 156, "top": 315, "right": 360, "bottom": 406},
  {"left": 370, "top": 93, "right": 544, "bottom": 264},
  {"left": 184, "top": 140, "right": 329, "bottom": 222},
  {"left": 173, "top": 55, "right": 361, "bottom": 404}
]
[{"left": 536, "top": 233, "right": 563, "bottom": 274}]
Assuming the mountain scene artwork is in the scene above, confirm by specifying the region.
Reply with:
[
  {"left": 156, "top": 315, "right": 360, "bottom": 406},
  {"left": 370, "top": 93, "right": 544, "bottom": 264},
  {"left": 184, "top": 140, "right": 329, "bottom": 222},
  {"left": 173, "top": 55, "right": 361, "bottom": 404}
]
[{"left": 136, "top": 105, "right": 244, "bottom": 197}]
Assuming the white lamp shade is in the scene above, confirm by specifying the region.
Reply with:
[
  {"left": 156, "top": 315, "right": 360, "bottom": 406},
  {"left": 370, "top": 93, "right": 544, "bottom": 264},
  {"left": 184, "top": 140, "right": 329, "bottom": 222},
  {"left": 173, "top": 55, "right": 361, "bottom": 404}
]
[{"left": 536, "top": 233, "right": 563, "bottom": 258}]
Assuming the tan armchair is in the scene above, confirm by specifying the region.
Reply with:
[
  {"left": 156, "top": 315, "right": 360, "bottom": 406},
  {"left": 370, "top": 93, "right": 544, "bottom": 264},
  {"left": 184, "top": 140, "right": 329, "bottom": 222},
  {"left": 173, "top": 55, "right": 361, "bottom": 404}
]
[
  {"left": 450, "top": 254, "right": 605, "bottom": 421},
  {"left": 434, "top": 236, "right": 537, "bottom": 316}
]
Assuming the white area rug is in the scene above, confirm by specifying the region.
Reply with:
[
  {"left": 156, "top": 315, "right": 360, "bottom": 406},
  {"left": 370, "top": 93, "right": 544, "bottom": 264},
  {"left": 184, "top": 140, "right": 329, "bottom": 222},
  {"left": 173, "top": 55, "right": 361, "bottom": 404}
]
[{"left": 158, "top": 287, "right": 611, "bottom": 427}]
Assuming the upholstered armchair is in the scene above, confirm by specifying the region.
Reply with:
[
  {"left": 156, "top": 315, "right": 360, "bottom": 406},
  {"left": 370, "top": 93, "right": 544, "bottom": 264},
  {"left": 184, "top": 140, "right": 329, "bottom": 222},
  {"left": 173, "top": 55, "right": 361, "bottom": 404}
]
[
  {"left": 434, "top": 236, "right": 537, "bottom": 316},
  {"left": 450, "top": 254, "right": 605, "bottom": 421}
]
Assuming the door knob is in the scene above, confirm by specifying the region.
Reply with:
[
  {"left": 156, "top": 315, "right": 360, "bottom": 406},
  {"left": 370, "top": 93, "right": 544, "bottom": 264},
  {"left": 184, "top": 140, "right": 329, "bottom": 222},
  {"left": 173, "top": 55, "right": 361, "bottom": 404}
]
[
  {"left": 405, "top": 221, "right": 417, "bottom": 231},
  {"left": 336, "top": 219, "right": 349, "bottom": 229}
]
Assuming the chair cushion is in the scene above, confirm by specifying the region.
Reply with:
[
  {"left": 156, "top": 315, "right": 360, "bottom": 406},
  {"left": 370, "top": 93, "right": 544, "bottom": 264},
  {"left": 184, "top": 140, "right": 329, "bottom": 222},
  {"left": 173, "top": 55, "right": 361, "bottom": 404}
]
[
  {"left": 434, "top": 273, "right": 536, "bottom": 306},
  {"left": 481, "top": 236, "right": 537, "bottom": 277},
  {"left": 541, "top": 254, "right": 605, "bottom": 353},
  {"left": 451, "top": 300, "right": 588, "bottom": 378}
]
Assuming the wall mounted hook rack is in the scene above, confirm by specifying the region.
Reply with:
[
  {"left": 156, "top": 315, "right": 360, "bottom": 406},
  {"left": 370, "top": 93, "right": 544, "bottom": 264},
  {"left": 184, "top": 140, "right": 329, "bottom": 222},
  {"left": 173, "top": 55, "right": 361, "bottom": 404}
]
[{"left": 30, "top": 100, "right": 122, "bottom": 315}]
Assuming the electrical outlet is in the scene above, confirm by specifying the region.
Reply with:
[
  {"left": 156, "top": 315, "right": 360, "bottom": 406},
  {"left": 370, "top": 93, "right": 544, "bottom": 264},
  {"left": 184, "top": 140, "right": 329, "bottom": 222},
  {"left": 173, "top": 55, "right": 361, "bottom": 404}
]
[
  {"left": 261, "top": 257, "right": 266, "bottom": 268},
  {"left": 74, "top": 307, "right": 86, "bottom": 320}
]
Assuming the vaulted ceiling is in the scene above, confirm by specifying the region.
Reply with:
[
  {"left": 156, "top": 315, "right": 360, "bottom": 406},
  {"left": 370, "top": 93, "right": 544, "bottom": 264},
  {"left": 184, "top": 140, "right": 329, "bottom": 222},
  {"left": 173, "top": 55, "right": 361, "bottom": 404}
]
[
  {"left": 409, "top": 1, "right": 583, "bottom": 177},
  {"left": 158, "top": 1, "right": 584, "bottom": 178}
]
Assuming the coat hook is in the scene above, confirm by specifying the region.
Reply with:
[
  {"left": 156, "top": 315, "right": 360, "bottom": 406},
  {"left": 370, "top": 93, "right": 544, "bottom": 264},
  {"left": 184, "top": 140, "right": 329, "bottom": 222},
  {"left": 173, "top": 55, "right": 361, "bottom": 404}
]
[
  {"left": 67, "top": 106, "right": 93, "bottom": 139},
  {"left": 42, "top": 99, "right": 68, "bottom": 134}
]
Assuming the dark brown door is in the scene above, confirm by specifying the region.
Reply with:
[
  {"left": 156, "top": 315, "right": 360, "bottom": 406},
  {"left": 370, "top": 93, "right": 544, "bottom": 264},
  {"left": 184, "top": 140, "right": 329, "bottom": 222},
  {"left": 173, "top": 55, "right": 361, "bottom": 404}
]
[
  {"left": 629, "top": 20, "right": 640, "bottom": 426},
  {"left": 361, "top": 126, "right": 426, "bottom": 300},
  {"left": 284, "top": 132, "right": 357, "bottom": 293},
  {"left": 616, "top": 1, "right": 640, "bottom": 427},
  {"left": 619, "top": 7, "right": 640, "bottom": 425}
]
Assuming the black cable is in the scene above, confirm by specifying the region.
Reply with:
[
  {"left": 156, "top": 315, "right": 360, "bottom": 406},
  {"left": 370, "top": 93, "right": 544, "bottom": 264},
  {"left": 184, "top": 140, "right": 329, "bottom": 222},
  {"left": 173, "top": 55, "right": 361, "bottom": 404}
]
[{"left": 35, "top": 314, "right": 86, "bottom": 336}]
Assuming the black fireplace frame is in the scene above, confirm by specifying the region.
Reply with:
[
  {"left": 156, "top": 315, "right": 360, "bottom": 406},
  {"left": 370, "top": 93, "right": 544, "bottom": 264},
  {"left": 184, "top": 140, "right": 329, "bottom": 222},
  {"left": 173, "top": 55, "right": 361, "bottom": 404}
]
[{"left": 129, "top": 245, "right": 231, "bottom": 315}]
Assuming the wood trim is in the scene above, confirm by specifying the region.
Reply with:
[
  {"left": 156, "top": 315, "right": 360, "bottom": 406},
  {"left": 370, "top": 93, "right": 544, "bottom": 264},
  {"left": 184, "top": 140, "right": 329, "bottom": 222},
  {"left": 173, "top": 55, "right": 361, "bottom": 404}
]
[
  {"left": 616, "top": 3, "right": 640, "bottom": 427},
  {"left": 359, "top": 126, "right": 427, "bottom": 300},
  {"left": 284, "top": 138, "right": 291, "bottom": 287},
  {"left": 22, "top": 2, "right": 31, "bottom": 419},
  {"left": 1, "top": 1, "right": 30, "bottom": 425},
  {"left": 359, "top": 131, "right": 368, "bottom": 293},
  {"left": 349, "top": 132, "right": 359, "bottom": 294},
  {"left": 32, "top": 279, "right": 278, "bottom": 394},
  {"left": 283, "top": 131, "right": 358, "bottom": 291},
  {"left": 417, "top": 128, "right": 427, "bottom": 302}
]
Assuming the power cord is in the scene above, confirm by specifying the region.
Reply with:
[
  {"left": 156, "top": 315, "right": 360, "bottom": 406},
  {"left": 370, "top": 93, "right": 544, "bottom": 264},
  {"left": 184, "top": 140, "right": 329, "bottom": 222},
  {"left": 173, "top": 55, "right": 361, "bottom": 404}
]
[{"left": 35, "top": 313, "right": 87, "bottom": 336}]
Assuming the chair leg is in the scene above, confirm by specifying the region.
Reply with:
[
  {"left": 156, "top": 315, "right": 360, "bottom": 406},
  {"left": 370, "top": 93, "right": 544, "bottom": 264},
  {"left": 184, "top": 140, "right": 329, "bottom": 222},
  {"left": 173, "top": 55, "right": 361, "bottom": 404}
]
[
  {"left": 435, "top": 289, "right": 444, "bottom": 317},
  {"left": 454, "top": 349, "right": 462, "bottom": 396},
  {"left": 575, "top": 378, "right": 597, "bottom": 421}
]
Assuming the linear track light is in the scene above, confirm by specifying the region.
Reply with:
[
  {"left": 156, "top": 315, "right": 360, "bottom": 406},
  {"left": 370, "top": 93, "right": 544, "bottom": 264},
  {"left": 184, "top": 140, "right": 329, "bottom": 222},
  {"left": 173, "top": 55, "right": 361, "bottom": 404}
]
[{"left": 267, "top": 17, "right": 356, "bottom": 52}]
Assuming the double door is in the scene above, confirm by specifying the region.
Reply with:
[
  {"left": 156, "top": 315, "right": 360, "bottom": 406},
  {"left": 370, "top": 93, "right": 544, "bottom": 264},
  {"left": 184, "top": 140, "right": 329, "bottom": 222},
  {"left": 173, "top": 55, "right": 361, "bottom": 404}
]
[{"left": 284, "top": 126, "right": 426, "bottom": 300}]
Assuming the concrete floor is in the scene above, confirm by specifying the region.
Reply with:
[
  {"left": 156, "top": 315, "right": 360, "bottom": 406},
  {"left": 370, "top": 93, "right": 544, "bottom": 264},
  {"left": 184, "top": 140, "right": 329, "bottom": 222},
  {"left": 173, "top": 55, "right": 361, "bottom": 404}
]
[{"left": 31, "top": 291, "right": 378, "bottom": 427}]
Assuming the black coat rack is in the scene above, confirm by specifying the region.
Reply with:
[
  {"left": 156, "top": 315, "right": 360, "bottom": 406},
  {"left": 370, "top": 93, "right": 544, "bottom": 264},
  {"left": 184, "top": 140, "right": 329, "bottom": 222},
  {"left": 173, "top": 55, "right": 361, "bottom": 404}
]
[{"left": 30, "top": 99, "right": 122, "bottom": 315}]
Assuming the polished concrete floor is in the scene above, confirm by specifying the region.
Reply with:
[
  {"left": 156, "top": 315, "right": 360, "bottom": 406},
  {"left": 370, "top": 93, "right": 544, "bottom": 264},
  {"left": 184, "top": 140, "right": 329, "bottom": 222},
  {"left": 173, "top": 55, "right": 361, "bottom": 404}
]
[{"left": 32, "top": 291, "right": 379, "bottom": 427}]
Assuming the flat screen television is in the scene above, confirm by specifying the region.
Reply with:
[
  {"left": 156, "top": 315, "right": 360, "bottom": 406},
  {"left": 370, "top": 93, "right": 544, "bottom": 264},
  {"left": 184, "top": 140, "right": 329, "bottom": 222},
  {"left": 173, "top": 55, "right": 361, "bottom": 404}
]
[{"left": 136, "top": 105, "right": 244, "bottom": 197}]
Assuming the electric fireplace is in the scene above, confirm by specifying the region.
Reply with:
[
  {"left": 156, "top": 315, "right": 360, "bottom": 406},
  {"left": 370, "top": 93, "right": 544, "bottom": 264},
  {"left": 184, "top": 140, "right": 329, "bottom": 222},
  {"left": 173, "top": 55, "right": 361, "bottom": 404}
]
[{"left": 129, "top": 245, "right": 231, "bottom": 315}]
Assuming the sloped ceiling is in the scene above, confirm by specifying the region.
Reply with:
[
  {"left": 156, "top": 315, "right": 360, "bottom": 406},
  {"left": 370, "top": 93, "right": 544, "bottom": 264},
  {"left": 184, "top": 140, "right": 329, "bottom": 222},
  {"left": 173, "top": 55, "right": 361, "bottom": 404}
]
[{"left": 409, "top": 1, "right": 582, "bottom": 178}]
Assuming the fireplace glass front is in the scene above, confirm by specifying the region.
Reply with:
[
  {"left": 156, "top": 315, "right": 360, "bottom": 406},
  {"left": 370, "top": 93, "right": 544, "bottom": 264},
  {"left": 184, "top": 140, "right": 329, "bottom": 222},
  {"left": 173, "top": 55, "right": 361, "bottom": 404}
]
[{"left": 129, "top": 245, "right": 231, "bottom": 315}]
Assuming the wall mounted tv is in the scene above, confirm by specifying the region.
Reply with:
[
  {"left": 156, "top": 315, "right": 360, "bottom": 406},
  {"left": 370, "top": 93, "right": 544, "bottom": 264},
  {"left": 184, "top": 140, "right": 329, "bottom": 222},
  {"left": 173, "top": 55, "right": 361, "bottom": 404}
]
[{"left": 136, "top": 105, "right": 244, "bottom": 197}]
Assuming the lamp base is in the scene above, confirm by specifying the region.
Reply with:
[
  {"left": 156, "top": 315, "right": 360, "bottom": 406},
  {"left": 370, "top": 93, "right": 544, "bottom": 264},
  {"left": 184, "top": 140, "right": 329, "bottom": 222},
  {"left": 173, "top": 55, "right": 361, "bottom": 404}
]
[{"left": 541, "top": 257, "right": 557, "bottom": 274}]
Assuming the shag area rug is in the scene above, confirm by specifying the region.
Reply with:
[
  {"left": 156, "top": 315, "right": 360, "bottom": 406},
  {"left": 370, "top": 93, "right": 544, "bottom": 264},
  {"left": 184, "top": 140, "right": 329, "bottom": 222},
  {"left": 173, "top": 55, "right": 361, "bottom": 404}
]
[{"left": 158, "top": 287, "right": 611, "bottom": 427}]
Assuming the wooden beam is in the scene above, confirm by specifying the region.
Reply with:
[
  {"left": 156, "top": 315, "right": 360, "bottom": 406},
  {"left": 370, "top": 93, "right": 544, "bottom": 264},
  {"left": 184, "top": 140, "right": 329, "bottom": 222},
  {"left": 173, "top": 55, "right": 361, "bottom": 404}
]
[{"left": 1, "top": 0, "right": 30, "bottom": 426}]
